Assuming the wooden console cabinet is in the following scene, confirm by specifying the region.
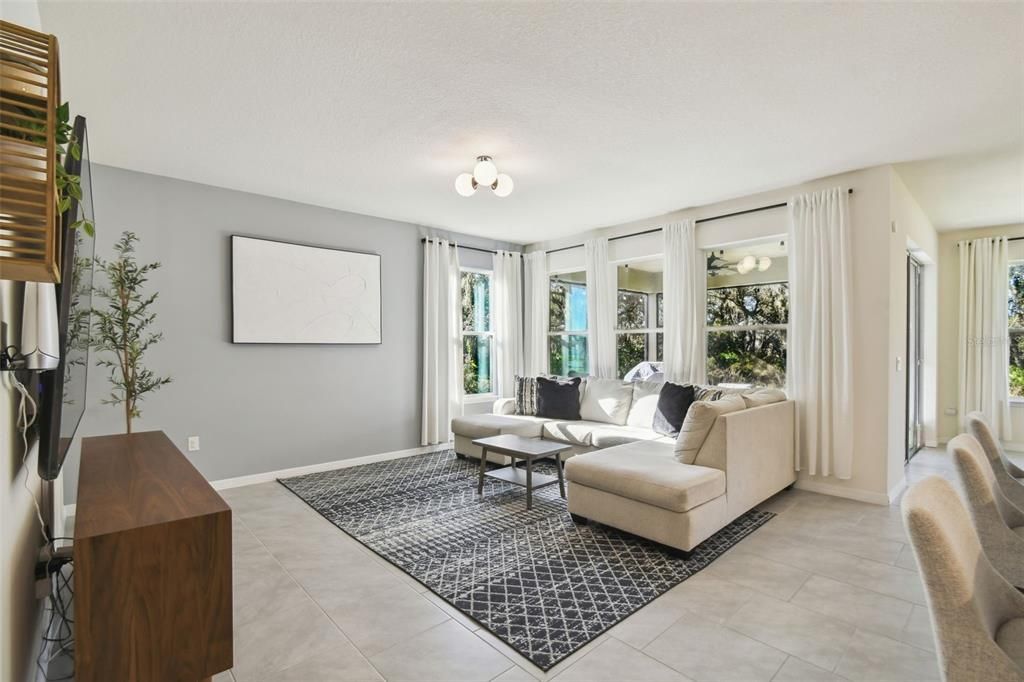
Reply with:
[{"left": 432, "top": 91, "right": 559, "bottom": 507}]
[{"left": 74, "top": 431, "right": 232, "bottom": 682}]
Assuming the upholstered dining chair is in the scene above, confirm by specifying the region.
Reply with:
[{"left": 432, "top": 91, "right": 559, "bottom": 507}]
[
  {"left": 902, "top": 476, "right": 1024, "bottom": 681},
  {"left": 967, "top": 411, "right": 1024, "bottom": 509},
  {"left": 948, "top": 434, "right": 1024, "bottom": 589}
]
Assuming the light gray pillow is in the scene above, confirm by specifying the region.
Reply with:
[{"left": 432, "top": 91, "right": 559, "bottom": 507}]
[
  {"left": 742, "top": 388, "right": 787, "bottom": 409},
  {"left": 673, "top": 394, "right": 746, "bottom": 464},
  {"left": 626, "top": 380, "right": 663, "bottom": 429},
  {"left": 580, "top": 378, "right": 634, "bottom": 425}
]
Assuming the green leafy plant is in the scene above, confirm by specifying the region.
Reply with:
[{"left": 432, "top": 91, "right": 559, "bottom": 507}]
[
  {"left": 54, "top": 102, "right": 94, "bottom": 236},
  {"left": 1, "top": 99, "right": 94, "bottom": 235},
  {"left": 91, "top": 232, "right": 171, "bottom": 433}
]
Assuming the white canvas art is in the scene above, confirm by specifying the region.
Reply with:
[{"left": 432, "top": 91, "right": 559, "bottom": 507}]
[{"left": 232, "top": 236, "right": 382, "bottom": 344}]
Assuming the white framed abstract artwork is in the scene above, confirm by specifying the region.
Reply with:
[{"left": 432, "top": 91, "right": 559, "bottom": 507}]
[{"left": 231, "top": 235, "right": 382, "bottom": 344}]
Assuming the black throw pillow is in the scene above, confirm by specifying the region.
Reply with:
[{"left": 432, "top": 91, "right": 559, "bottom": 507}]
[
  {"left": 536, "top": 376, "right": 582, "bottom": 420},
  {"left": 653, "top": 382, "right": 696, "bottom": 438}
]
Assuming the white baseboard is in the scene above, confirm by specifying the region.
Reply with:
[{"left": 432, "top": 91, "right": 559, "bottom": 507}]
[
  {"left": 209, "top": 443, "right": 442, "bottom": 491},
  {"left": 887, "top": 477, "right": 908, "bottom": 504},
  {"left": 64, "top": 443, "right": 447, "bottom": 520},
  {"left": 794, "top": 479, "right": 891, "bottom": 506}
]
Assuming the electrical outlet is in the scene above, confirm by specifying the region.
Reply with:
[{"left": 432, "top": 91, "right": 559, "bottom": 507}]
[
  {"left": 944, "top": 407, "right": 958, "bottom": 417},
  {"left": 187, "top": 436, "right": 200, "bottom": 452}
]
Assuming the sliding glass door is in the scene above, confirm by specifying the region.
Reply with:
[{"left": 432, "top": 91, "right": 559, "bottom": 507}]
[{"left": 906, "top": 255, "right": 923, "bottom": 461}]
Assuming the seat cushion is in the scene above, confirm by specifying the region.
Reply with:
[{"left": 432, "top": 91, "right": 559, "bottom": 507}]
[
  {"left": 451, "top": 414, "right": 550, "bottom": 440},
  {"left": 1014, "top": 526, "right": 1024, "bottom": 540},
  {"left": 995, "top": 617, "right": 1024, "bottom": 669},
  {"left": 590, "top": 425, "right": 672, "bottom": 449},
  {"left": 580, "top": 378, "right": 634, "bottom": 425},
  {"left": 566, "top": 442, "right": 726, "bottom": 513},
  {"left": 542, "top": 420, "right": 606, "bottom": 446}
]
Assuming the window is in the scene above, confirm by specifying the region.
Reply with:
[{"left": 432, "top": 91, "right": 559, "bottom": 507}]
[
  {"left": 705, "top": 243, "right": 788, "bottom": 387},
  {"left": 461, "top": 270, "right": 493, "bottom": 394},
  {"left": 1010, "top": 263, "right": 1024, "bottom": 398},
  {"left": 615, "top": 262, "right": 664, "bottom": 379},
  {"left": 548, "top": 272, "right": 588, "bottom": 376}
]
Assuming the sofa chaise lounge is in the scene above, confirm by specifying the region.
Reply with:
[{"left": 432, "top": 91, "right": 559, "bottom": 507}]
[{"left": 451, "top": 378, "right": 796, "bottom": 554}]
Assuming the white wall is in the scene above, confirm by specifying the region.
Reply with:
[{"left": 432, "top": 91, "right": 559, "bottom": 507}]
[
  {"left": 936, "top": 223, "right": 1024, "bottom": 448},
  {"left": 529, "top": 165, "right": 906, "bottom": 504}
]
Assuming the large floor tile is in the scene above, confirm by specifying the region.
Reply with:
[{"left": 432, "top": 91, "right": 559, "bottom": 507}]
[
  {"left": 369, "top": 620, "right": 514, "bottom": 681},
  {"left": 644, "top": 613, "right": 788, "bottom": 681},
  {"left": 703, "top": 549, "right": 811, "bottom": 601},
  {"left": 662, "top": 573, "right": 758, "bottom": 624},
  {"left": 790, "top": 575, "right": 914, "bottom": 640},
  {"left": 898, "top": 605, "right": 935, "bottom": 652},
  {"left": 553, "top": 638, "right": 691, "bottom": 682},
  {"left": 726, "top": 594, "right": 855, "bottom": 671},
  {"left": 835, "top": 629, "right": 941, "bottom": 681},
  {"left": 894, "top": 543, "right": 919, "bottom": 572},
  {"left": 770, "top": 657, "right": 842, "bottom": 682},
  {"left": 316, "top": 582, "right": 450, "bottom": 656},
  {"left": 609, "top": 597, "right": 687, "bottom": 649}
]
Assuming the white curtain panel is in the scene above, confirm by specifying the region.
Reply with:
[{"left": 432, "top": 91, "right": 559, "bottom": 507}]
[
  {"left": 421, "top": 239, "right": 463, "bottom": 445},
  {"left": 662, "top": 220, "right": 706, "bottom": 384},
  {"left": 787, "top": 187, "right": 854, "bottom": 478},
  {"left": 958, "top": 236, "right": 1012, "bottom": 440},
  {"left": 524, "top": 250, "right": 550, "bottom": 376},
  {"left": 494, "top": 250, "right": 525, "bottom": 398},
  {"left": 585, "top": 237, "right": 617, "bottom": 378}
]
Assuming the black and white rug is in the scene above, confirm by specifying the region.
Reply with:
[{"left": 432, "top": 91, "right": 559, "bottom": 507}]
[{"left": 279, "top": 449, "right": 773, "bottom": 670}]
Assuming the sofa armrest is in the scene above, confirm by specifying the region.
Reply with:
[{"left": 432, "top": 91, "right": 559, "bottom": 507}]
[
  {"left": 493, "top": 398, "right": 516, "bottom": 415},
  {"left": 696, "top": 400, "right": 796, "bottom": 519}
]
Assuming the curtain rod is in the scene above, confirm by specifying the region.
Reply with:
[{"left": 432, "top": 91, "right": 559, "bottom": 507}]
[
  {"left": 545, "top": 188, "right": 854, "bottom": 255},
  {"left": 421, "top": 238, "right": 521, "bottom": 256}
]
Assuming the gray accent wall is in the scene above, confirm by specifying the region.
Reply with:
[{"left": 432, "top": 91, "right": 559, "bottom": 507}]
[{"left": 63, "top": 165, "right": 514, "bottom": 503}]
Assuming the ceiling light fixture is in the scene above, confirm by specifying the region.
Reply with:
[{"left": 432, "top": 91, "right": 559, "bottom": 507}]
[{"left": 454, "top": 156, "right": 514, "bottom": 198}]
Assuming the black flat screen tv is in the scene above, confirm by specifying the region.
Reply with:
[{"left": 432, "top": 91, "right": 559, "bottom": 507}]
[{"left": 37, "top": 116, "right": 95, "bottom": 481}]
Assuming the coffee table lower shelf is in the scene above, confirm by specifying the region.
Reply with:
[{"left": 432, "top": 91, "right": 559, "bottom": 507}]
[{"left": 484, "top": 466, "right": 559, "bottom": 489}]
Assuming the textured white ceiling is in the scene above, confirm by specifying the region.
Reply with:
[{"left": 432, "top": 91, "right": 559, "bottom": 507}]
[
  {"left": 896, "top": 146, "right": 1024, "bottom": 231},
  {"left": 39, "top": 1, "right": 1024, "bottom": 244}
]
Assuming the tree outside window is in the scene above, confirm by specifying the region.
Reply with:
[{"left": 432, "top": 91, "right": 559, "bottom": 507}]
[
  {"left": 1009, "top": 263, "right": 1024, "bottom": 397},
  {"left": 705, "top": 282, "right": 788, "bottom": 386},
  {"left": 549, "top": 273, "right": 588, "bottom": 376},
  {"left": 615, "top": 262, "right": 664, "bottom": 379},
  {"left": 461, "top": 270, "right": 493, "bottom": 394}
]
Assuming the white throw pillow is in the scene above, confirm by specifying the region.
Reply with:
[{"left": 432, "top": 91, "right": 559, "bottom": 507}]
[
  {"left": 580, "top": 378, "right": 634, "bottom": 425},
  {"left": 742, "top": 388, "right": 787, "bottom": 409},
  {"left": 673, "top": 394, "right": 746, "bottom": 464},
  {"left": 625, "top": 380, "right": 663, "bottom": 429}
]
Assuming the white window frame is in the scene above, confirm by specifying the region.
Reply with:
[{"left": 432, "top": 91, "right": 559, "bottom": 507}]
[
  {"left": 1009, "top": 260, "right": 1024, "bottom": 403},
  {"left": 461, "top": 267, "right": 496, "bottom": 401},
  {"left": 704, "top": 275, "right": 790, "bottom": 388},
  {"left": 614, "top": 288, "right": 664, "bottom": 379},
  {"left": 547, "top": 270, "right": 589, "bottom": 376}
]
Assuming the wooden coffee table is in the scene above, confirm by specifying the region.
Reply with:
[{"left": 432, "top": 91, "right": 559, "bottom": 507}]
[{"left": 472, "top": 434, "right": 571, "bottom": 510}]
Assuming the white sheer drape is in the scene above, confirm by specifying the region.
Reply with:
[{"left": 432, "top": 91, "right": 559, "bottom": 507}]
[
  {"left": 787, "top": 187, "right": 854, "bottom": 478},
  {"left": 494, "top": 250, "right": 524, "bottom": 398},
  {"left": 663, "top": 220, "right": 705, "bottom": 384},
  {"left": 585, "top": 237, "right": 616, "bottom": 378},
  {"left": 524, "top": 251, "right": 549, "bottom": 376},
  {"left": 421, "top": 239, "right": 463, "bottom": 445},
  {"left": 958, "top": 236, "right": 1012, "bottom": 440}
]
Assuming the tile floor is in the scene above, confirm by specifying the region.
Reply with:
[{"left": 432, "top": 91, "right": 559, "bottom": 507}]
[{"left": 214, "top": 448, "right": 958, "bottom": 682}]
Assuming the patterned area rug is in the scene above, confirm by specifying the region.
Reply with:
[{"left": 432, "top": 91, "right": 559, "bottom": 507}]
[{"left": 279, "top": 449, "right": 773, "bottom": 670}]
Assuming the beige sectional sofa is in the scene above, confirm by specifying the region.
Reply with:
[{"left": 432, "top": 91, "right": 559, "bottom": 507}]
[{"left": 451, "top": 378, "right": 796, "bottom": 554}]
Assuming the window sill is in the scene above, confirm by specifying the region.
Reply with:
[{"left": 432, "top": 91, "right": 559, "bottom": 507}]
[
  {"left": 463, "top": 393, "right": 498, "bottom": 405},
  {"left": 1011, "top": 398, "right": 1024, "bottom": 407}
]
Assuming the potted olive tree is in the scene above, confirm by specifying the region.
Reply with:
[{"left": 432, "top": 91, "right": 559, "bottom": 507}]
[{"left": 91, "top": 231, "right": 171, "bottom": 433}]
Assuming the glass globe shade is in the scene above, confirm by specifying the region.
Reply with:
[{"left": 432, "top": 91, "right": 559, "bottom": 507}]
[
  {"left": 472, "top": 158, "right": 498, "bottom": 187},
  {"left": 737, "top": 255, "right": 756, "bottom": 274},
  {"left": 493, "top": 174, "right": 514, "bottom": 197},
  {"left": 455, "top": 173, "right": 476, "bottom": 197},
  {"left": 757, "top": 256, "right": 772, "bottom": 272}
]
